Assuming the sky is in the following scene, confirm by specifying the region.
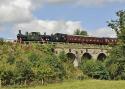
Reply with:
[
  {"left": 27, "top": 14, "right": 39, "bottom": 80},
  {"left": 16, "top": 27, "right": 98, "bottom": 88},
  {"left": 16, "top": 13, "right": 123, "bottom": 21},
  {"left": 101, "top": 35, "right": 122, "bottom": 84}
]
[{"left": 0, "top": 0, "right": 125, "bottom": 39}]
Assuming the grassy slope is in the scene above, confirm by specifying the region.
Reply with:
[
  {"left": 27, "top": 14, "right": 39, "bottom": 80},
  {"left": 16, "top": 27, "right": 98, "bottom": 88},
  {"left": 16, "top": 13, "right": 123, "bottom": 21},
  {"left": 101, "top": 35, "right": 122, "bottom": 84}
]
[{"left": 6, "top": 80, "right": 125, "bottom": 89}]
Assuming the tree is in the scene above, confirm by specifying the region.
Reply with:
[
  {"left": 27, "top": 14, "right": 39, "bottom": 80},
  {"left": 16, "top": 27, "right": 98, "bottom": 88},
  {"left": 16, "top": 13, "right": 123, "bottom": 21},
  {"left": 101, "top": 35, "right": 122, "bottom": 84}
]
[
  {"left": 108, "top": 10, "right": 125, "bottom": 55},
  {"left": 0, "top": 38, "right": 4, "bottom": 45},
  {"left": 107, "top": 10, "right": 125, "bottom": 80},
  {"left": 108, "top": 10, "right": 125, "bottom": 45},
  {"left": 74, "top": 29, "right": 81, "bottom": 35},
  {"left": 74, "top": 29, "right": 87, "bottom": 36},
  {"left": 80, "top": 30, "right": 88, "bottom": 36}
]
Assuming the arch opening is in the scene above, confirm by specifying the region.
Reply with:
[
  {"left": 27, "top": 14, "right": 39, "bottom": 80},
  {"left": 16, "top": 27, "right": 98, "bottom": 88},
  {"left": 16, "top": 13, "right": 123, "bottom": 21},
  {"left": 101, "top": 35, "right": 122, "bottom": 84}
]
[
  {"left": 97, "top": 53, "right": 106, "bottom": 61},
  {"left": 51, "top": 48, "right": 55, "bottom": 53},
  {"left": 81, "top": 53, "right": 92, "bottom": 60},
  {"left": 66, "top": 53, "right": 76, "bottom": 62}
]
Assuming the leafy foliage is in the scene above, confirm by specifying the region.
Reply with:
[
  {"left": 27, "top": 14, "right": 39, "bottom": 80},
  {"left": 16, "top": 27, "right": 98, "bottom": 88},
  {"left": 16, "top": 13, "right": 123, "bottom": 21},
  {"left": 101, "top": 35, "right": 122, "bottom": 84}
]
[
  {"left": 74, "top": 29, "right": 88, "bottom": 36},
  {"left": 0, "top": 43, "right": 65, "bottom": 86},
  {"left": 107, "top": 10, "right": 125, "bottom": 80},
  {"left": 108, "top": 10, "right": 125, "bottom": 45},
  {"left": 105, "top": 46, "right": 125, "bottom": 80},
  {"left": 80, "top": 60, "right": 110, "bottom": 80}
]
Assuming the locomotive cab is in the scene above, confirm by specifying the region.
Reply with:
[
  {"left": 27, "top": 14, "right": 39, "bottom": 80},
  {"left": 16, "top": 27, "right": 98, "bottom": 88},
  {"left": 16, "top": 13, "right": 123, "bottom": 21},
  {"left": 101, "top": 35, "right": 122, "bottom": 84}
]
[{"left": 25, "top": 32, "right": 41, "bottom": 41}]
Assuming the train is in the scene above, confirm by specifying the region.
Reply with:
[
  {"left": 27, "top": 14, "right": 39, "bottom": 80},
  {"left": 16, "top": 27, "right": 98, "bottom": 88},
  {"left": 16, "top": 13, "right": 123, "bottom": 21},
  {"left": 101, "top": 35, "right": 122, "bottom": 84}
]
[{"left": 17, "top": 30, "right": 117, "bottom": 45}]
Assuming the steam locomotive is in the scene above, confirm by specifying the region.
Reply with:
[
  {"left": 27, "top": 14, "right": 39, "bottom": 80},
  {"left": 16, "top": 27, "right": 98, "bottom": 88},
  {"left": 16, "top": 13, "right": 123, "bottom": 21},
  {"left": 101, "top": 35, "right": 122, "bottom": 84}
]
[{"left": 17, "top": 30, "right": 117, "bottom": 45}]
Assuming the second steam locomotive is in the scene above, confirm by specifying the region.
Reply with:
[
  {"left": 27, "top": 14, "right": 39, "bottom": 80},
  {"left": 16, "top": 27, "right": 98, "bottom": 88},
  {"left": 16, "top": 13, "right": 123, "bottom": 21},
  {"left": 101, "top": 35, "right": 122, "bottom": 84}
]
[{"left": 17, "top": 30, "right": 117, "bottom": 45}]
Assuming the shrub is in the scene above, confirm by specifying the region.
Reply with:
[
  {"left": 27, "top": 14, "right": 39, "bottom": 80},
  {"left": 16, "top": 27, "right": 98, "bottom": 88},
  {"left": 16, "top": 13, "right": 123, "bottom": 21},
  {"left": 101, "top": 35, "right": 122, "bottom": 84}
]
[
  {"left": 106, "top": 46, "right": 125, "bottom": 80},
  {"left": 80, "top": 60, "right": 110, "bottom": 80},
  {"left": 0, "top": 43, "right": 66, "bottom": 86}
]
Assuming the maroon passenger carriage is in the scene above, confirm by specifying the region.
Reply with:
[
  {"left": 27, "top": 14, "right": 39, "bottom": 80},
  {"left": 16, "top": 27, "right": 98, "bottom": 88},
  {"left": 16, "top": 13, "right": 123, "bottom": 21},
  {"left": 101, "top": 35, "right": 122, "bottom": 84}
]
[{"left": 66, "top": 35, "right": 117, "bottom": 45}]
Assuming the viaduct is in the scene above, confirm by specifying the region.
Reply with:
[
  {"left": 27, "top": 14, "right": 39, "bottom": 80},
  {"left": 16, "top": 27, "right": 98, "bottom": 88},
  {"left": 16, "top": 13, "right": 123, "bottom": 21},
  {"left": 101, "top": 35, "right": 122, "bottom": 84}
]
[{"left": 53, "top": 43, "right": 111, "bottom": 67}]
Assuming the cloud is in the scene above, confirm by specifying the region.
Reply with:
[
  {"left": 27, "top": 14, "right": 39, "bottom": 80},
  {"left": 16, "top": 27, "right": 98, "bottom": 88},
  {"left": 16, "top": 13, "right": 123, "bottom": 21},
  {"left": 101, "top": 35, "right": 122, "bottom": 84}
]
[
  {"left": 77, "top": 0, "right": 125, "bottom": 6},
  {"left": 13, "top": 19, "right": 84, "bottom": 35},
  {"left": 0, "top": 0, "right": 34, "bottom": 24},
  {"left": 43, "top": 0, "right": 75, "bottom": 4},
  {"left": 0, "top": 0, "right": 120, "bottom": 38},
  {"left": 89, "top": 27, "right": 116, "bottom": 37},
  {"left": 13, "top": 19, "right": 116, "bottom": 38},
  {"left": 0, "top": 0, "right": 124, "bottom": 24},
  {"left": 42, "top": 0, "right": 125, "bottom": 6},
  {"left": 0, "top": 26, "right": 4, "bottom": 32}
]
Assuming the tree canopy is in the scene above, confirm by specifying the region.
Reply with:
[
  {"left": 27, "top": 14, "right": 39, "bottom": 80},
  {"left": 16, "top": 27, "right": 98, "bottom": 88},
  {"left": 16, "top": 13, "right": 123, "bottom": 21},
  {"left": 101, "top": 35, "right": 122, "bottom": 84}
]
[
  {"left": 74, "top": 29, "right": 88, "bottom": 36},
  {"left": 108, "top": 10, "right": 125, "bottom": 45}
]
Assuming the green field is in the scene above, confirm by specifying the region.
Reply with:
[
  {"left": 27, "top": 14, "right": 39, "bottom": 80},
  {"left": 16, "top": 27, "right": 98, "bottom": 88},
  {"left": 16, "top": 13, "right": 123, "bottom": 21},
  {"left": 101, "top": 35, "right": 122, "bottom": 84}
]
[{"left": 5, "top": 80, "right": 125, "bottom": 89}]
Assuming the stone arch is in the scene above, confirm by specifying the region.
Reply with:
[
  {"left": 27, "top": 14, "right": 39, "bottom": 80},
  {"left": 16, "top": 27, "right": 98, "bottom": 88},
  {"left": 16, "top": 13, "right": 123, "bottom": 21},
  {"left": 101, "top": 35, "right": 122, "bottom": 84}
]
[
  {"left": 81, "top": 53, "right": 92, "bottom": 60},
  {"left": 97, "top": 53, "right": 106, "bottom": 61},
  {"left": 66, "top": 53, "right": 76, "bottom": 62}
]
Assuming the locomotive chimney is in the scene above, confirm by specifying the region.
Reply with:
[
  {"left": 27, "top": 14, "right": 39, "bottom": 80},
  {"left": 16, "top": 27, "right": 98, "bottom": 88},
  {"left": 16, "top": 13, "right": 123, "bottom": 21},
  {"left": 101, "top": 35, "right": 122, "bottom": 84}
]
[
  {"left": 19, "top": 30, "right": 22, "bottom": 34},
  {"left": 26, "top": 32, "right": 28, "bottom": 35},
  {"left": 44, "top": 32, "right": 46, "bottom": 35}
]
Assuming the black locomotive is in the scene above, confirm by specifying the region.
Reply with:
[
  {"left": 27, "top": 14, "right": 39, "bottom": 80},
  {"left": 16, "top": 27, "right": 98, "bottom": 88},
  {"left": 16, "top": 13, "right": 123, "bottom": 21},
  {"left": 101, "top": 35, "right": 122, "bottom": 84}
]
[{"left": 17, "top": 30, "right": 117, "bottom": 45}]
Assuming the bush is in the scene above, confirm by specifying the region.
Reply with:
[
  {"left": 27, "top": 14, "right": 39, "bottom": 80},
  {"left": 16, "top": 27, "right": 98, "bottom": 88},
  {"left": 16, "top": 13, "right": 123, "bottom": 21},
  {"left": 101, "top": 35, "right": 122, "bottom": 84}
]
[
  {"left": 106, "top": 57, "right": 125, "bottom": 80},
  {"left": 58, "top": 51, "right": 88, "bottom": 80},
  {"left": 106, "top": 46, "right": 125, "bottom": 80},
  {"left": 80, "top": 60, "right": 110, "bottom": 80},
  {"left": 0, "top": 43, "right": 66, "bottom": 86}
]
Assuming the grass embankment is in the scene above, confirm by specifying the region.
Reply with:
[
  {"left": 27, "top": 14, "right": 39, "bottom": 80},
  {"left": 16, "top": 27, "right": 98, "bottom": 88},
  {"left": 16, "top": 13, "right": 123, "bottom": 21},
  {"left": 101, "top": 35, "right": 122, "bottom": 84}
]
[{"left": 4, "top": 80, "right": 125, "bottom": 89}]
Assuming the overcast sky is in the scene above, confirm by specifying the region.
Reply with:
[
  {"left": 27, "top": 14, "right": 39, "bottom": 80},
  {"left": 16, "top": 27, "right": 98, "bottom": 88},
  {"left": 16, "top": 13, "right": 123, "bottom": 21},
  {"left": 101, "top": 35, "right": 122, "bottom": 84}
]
[{"left": 0, "top": 0, "right": 125, "bottom": 39}]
